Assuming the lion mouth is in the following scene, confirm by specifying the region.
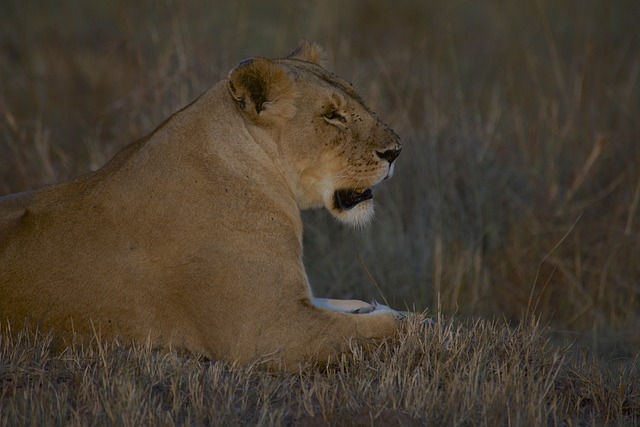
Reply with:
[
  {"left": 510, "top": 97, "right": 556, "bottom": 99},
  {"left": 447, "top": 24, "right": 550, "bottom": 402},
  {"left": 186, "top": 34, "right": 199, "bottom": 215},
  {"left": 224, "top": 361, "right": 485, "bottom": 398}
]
[{"left": 333, "top": 188, "right": 373, "bottom": 211}]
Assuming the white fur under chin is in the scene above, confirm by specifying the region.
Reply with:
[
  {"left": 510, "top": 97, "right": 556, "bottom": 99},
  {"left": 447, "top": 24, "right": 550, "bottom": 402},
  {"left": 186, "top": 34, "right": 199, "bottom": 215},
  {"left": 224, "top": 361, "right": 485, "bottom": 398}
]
[
  {"left": 322, "top": 191, "right": 375, "bottom": 227},
  {"left": 332, "top": 200, "right": 375, "bottom": 227}
]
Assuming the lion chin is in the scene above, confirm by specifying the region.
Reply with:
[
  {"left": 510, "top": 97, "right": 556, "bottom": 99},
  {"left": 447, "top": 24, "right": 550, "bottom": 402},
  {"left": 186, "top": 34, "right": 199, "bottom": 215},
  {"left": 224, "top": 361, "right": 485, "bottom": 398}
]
[
  {"left": 0, "top": 40, "right": 404, "bottom": 370},
  {"left": 325, "top": 188, "right": 375, "bottom": 226}
]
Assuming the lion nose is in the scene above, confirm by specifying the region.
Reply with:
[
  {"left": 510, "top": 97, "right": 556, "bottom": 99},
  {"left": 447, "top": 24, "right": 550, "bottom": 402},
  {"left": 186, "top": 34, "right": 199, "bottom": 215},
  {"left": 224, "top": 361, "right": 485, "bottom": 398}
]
[{"left": 376, "top": 147, "right": 402, "bottom": 164}]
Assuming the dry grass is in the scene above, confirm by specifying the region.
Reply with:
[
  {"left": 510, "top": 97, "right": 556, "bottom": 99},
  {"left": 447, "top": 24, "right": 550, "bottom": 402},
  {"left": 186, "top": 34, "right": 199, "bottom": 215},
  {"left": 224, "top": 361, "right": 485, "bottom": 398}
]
[
  {"left": 2, "top": 317, "right": 637, "bottom": 426},
  {"left": 1, "top": 0, "right": 640, "bottom": 424}
]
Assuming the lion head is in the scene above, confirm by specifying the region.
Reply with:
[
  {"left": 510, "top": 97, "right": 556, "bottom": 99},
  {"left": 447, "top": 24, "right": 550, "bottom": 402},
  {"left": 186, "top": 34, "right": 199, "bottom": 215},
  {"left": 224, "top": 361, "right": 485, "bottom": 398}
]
[{"left": 227, "top": 40, "right": 401, "bottom": 226}]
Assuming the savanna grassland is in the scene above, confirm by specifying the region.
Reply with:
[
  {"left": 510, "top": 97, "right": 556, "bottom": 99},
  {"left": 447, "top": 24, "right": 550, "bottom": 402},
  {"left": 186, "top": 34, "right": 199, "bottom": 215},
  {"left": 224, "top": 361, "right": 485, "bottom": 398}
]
[{"left": 1, "top": 0, "right": 639, "bottom": 425}]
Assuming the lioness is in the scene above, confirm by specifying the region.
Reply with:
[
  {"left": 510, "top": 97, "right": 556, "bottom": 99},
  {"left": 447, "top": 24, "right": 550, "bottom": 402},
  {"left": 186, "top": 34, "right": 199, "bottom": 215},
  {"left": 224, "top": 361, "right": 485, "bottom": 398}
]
[{"left": 0, "top": 41, "right": 403, "bottom": 369}]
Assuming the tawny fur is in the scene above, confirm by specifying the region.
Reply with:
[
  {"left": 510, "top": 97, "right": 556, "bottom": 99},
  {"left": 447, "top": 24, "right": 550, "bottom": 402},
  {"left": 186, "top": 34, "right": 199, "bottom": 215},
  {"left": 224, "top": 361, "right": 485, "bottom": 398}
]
[{"left": 0, "top": 41, "right": 403, "bottom": 370}]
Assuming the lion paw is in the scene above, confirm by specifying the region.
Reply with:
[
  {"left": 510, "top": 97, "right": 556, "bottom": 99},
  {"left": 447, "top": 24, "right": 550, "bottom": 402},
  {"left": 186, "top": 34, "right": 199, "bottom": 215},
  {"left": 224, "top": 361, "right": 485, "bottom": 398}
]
[
  {"left": 354, "top": 300, "right": 408, "bottom": 320},
  {"left": 350, "top": 302, "right": 376, "bottom": 314}
]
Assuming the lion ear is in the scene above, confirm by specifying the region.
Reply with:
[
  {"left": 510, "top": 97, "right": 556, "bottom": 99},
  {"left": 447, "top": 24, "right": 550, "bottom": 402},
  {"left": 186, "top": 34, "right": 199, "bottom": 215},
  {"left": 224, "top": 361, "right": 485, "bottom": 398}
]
[
  {"left": 227, "top": 58, "right": 298, "bottom": 123},
  {"left": 286, "top": 39, "right": 327, "bottom": 66}
]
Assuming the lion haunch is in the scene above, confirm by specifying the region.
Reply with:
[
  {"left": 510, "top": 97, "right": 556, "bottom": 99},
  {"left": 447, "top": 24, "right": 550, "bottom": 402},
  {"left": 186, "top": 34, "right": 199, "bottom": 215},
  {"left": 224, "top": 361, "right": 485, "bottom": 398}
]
[{"left": 0, "top": 41, "right": 403, "bottom": 370}]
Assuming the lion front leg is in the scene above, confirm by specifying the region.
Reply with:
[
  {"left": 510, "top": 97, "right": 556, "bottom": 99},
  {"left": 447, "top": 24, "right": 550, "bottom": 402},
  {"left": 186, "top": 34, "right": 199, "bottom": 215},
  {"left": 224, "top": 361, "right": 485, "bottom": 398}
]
[
  {"left": 198, "top": 295, "right": 405, "bottom": 370},
  {"left": 266, "top": 299, "right": 405, "bottom": 369}
]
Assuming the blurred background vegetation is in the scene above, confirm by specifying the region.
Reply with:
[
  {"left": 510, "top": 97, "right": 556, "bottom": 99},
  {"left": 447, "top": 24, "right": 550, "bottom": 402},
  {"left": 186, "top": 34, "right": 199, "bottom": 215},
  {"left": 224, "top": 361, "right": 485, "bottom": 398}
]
[{"left": 1, "top": 0, "right": 639, "bottom": 360}]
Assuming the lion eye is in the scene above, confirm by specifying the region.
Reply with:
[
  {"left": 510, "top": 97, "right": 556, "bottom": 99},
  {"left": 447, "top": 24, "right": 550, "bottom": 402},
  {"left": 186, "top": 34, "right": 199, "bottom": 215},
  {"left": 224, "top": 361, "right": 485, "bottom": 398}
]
[{"left": 323, "top": 110, "right": 347, "bottom": 124}]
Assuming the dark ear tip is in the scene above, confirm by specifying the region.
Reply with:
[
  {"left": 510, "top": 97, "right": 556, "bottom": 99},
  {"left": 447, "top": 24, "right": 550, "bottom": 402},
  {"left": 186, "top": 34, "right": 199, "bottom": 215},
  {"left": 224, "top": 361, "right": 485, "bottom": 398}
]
[
  {"left": 237, "top": 58, "right": 254, "bottom": 69},
  {"left": 228, "top": 58, "right": 257, "bottom": 81}
]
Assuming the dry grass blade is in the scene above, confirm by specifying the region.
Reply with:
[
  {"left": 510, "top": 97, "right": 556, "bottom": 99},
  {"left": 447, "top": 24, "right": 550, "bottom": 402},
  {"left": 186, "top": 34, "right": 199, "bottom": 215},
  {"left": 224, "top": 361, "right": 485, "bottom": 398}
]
[
  {"left": 526, "top": 212, "right": 583, "bottom": 320},
  {"left": 625, "top": 177, "right": 640, "bottom": 236},
  {"left": 357, "top": 254, "right": 390, "bottom": 306},
  {"left": 561, "top": 134, "right": 609, "bottom": 210}
]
